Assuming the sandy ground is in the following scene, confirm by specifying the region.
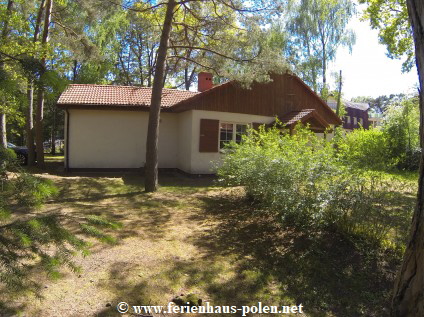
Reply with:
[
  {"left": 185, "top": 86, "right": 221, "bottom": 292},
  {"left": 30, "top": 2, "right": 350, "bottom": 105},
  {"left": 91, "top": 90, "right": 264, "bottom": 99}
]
[{"left": 3, "top": 173, "right": 285, "bottom": 317}]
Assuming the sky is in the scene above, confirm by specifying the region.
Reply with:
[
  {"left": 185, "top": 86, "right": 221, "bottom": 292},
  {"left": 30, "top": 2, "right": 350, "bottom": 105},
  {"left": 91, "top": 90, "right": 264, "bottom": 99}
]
[{"left": 327, "top": 6, "right": 418, "bottom": 100}]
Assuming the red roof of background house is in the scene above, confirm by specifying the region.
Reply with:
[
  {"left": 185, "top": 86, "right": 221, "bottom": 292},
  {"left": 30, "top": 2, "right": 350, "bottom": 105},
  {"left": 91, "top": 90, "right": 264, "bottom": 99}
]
[{"left": 57, "top": 84, "right": 199, "bottom": 108}]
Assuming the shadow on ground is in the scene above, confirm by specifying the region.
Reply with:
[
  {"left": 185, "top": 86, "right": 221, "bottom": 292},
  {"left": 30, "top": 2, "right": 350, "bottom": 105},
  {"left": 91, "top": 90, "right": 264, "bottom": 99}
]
[{"left": 188, "top": 192, "right": 402, "bottom": 317}]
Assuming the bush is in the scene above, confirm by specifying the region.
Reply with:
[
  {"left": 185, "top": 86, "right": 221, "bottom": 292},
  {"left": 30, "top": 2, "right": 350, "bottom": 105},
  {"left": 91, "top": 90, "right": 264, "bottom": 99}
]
[
  {"left": 0, "top": 147, "right": 17, "bottom": 176},
  {"left": 335, "top": 127, "right": 394, "bottom": 170},
  {"left": 217, "top": 125, "right": 414, "bottom": 247},
  {"left": 381, "top": 96, "right": 420, "bottom": 170},
  {"left": 218, "top": 125, "right": 338, "bottom": 228},
  {"left": 396, "top": 148, "right": 421, "bottom": 171},
  {"left": 0, "top": 147, "right": 17, "bottom": 163}
]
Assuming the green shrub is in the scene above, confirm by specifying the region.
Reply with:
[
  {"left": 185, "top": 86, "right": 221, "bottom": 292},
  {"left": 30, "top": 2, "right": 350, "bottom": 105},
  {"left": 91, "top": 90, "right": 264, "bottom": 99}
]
[
  {"left": 0, "top": 147, "right": 17, "bottom": 176},
  {"left": 396, "top": 148, "right": 421, "bottom": 171},
  {"left": 383, "top": 96, "right": 420, "bottom": 170},
  {"left": 217, "top": 124, "right": 414, "bottom": 247},
  {"left": 0, "top": 147, "right": 17, "bottom": 163},
  {"left": 335, "top": 127, "right": 393, "bottom": 170},
  {"left": 218, "top": 124, "right": 340, "bottom": 228}
]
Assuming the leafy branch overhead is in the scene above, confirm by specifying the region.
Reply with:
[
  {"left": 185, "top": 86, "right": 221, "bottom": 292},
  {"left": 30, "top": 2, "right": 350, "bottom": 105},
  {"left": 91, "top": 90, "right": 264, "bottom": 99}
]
[{"left": 359, "top": 0, "right": 414, "bottom": 72}]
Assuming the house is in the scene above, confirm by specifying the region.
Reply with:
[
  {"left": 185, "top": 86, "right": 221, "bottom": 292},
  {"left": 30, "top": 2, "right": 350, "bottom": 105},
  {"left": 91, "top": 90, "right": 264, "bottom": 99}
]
[
  {"left": 327, "top": 99, "right": 370, "bottom": 130},
  {"left": 368, "top": 111, "right": 383, "bottom": 128},
  {"left": 57, "top": 72, "right": 342, "bottom": 174}
]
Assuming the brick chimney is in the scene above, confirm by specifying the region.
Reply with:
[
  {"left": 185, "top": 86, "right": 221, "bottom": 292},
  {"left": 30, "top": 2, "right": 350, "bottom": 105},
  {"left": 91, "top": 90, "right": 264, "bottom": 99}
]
[{"left": 198, "top": 72, "right": 213, "bottom": 92}]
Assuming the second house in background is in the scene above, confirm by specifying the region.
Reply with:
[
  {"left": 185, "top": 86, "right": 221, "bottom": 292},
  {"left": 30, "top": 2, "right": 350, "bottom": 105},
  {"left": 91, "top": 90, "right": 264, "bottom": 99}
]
[{"left": 327, "top": 98, "right": 370, "bottom": 130}]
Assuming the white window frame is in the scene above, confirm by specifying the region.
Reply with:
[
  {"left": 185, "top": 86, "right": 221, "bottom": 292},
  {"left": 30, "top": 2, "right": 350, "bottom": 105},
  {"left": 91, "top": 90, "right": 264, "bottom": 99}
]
[
  {"left": 353, "top": 117, "right": 357, "bottom": 125},
  {"left": 345, "top": 116, "right": 351, "bottom": 124},
  {"left": 219, "top": 122, "right": 250, "bottom": 150}
]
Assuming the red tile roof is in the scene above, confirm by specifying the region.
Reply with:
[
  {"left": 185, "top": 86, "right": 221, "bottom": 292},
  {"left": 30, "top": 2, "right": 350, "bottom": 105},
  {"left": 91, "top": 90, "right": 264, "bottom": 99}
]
[
  {"left": 57, "top": 84, "right": 199, "bottom": 108},
  {"left": 279, "top": 109, "right": 315, "bottom": 126},
  {"left": 277, "top": 109, "right": 329, "bottom": 129}
]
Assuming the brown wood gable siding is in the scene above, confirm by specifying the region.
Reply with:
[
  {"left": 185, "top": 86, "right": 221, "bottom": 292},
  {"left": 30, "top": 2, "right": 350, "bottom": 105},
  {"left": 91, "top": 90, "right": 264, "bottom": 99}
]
[{"left": 173, "top": 74, "right": 341, "bottom": 126}]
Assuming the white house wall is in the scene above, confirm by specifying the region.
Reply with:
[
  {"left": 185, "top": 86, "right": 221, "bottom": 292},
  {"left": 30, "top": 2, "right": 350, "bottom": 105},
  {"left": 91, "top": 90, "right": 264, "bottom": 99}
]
[
  {"left": 158, "top": 112, "right": 179, "bottom": 168},
  {"left": 66, "top": 109, "right": 332, "bottom": 174},
  {"left": 177, "top": 111, "right": 193, "bottom": 173},
  {"left": 67, "top": 109, "right": 178, "bottom": 169}
]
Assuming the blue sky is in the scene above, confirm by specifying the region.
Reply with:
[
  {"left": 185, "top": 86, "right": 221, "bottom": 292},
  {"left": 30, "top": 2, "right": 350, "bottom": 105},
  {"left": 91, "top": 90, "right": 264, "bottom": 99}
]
[{"left": 328, "top": 6, "right": 418, "bottom": 100}]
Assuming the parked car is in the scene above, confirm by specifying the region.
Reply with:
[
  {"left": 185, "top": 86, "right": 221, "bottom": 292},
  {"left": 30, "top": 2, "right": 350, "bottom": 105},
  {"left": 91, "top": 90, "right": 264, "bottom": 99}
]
[{"left": 7, "top": 142, "right": 29, "bottom": 165}]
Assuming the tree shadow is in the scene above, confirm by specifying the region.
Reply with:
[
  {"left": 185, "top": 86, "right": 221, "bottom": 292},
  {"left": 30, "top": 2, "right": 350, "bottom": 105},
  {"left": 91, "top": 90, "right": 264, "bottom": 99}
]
[
  {"left": 0, "top": 300, "right": 26, "bottom": 317},
  {"left": 190, "top": 193, "right": 402, "bottom": 317},
  {"left": 93, "top": 256, "right": 282, "bottom": 317}
]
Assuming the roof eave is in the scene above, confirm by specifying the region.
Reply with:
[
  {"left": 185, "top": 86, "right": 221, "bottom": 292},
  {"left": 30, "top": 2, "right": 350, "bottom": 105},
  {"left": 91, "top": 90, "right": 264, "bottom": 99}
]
[{"left": 56, "top": 103, "right": 174, "bottom": 112}]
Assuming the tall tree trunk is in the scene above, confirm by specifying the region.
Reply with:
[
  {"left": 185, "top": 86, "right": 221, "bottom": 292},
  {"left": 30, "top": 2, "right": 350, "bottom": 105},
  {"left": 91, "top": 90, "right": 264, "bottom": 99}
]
[
  {"left": 51, "top": 106, "right": 56, "bottom": 155},
  {"left": 27, "top": 0, "right": 45, "bottom": 166},
  {"left": 72, "top": 60, "right": 78, "bottom": 82},
  {"left": 0, "top": 0, "right": 14, "bottom": 149},
  {"left": 336, "top": 70, "right": 342, "bottom": 117},
  {"left": 321, "top": 42, "right": 327, "bottom": 100},
  {"left": 0, "top": 112, "right": 6, "bottom": 148},
  {"left": 184, "top": 67, "right": 196, "bottom": 90},
  {"left": 35, "top": 0, "right": 53, "bottom": 169},
  {"left": 144, "top": 0, "right": 176, "bottom": 192},
  {"left": 1, "top": 0, "right": 14, "bottom": 39},
  {"left": 35, "top": 89, "right": 45, "bottom": 168},
  {"left": 26, "top": 86, "right": 36, "bottom": 165},
  {"left": 184, "top": 68, "right": 189, "bottom": 90},
  {"left": 391, "top": 0, "right": 424, "bottom": 316}
]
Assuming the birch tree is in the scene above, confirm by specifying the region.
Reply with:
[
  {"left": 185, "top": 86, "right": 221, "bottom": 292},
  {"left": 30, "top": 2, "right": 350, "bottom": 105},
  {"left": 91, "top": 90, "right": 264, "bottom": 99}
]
[
  {"left": 0, "top": 0, "right": 15, "bottom": 148},
  {"left": 285, "top": 0, "right": 355, "bottom": 95}
]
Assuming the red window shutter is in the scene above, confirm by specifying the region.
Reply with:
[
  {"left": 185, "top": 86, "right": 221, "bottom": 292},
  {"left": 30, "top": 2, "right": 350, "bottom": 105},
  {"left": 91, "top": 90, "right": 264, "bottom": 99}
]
[{"left": 199, "top": 119, "right": 219, "bottom": 152}]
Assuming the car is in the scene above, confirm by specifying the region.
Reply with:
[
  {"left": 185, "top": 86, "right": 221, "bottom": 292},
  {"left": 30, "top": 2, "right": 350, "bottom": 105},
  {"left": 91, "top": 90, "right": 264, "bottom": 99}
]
[{"left": 7, "top": 142, "right": 29, "bottom": 165}]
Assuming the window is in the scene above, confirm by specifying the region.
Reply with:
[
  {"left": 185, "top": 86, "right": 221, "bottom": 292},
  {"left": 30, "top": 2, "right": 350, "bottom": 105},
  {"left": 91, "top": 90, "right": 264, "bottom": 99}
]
[
  {"left": 219, "top": 123, "right": 233, "bottom": 149},
  {"left": 353, "top": 117, "right": 357, "bottom": 125},
  {"left": 219, "top": 122, "right": 248, "bottom": 149},
  {"left": 345, "top": 116, "right": 351, "bottom": 124},
  {"left": 236, "top": 124, "right": 247, "bottom": 143},
  {"left": 359, "top": 118, "right": 363, "bottom": 125}
]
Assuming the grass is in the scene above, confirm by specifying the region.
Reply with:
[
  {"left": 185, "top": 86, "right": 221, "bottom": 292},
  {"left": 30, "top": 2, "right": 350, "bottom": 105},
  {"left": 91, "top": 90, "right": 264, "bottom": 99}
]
[
  {"left": 44, "top": 154, "right": 65, "bottom": 163},
  {"left": 0, "top": 165, "right": 418, "bottom": 317}
]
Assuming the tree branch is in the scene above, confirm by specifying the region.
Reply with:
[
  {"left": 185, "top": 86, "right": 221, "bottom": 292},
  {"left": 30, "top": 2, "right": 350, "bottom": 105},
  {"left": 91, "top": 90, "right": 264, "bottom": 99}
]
[
  {"left": 167, "top": 55, "right": 223, "bottom": 76},
  {"left": 168, "top": 45, "right": 259, "bottom": 62}
]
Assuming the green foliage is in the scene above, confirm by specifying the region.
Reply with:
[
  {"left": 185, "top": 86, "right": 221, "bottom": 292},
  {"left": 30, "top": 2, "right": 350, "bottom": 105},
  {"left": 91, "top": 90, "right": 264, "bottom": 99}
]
[
  {"left": 334, "top": 95, "right": 420, "bottom": 171},
  {"left": 0, "top": 147, "right": 17, "bottom": 164},
  {"left": 382, "top": 96, "right": 420, "bottom": 170},
  {"left": 0, "top": 150, "right": 121, "bottom": 293},
  {"left": 217, "top": 124, "right": 414, "bottom": 248},
  {"left": 0, "top": 215, "right": 87, "bottom": 290},
  {"left": 359, "top": 0, "right": 413, "bottom": 72},
  {"left": 351, "top": 93, "right": 406, "bottom": 114},
  {"left": 335, "top": 127, "right": 393, "bottom": 170},
  {"left": 218, "top": 125, "right": 338, "bottom": 229},
  {"left": 80, "top": 215, "right": 123, "bottom": 244},
  {"left": 284, "top": 0, "right": 356, "bottom": 92}
]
